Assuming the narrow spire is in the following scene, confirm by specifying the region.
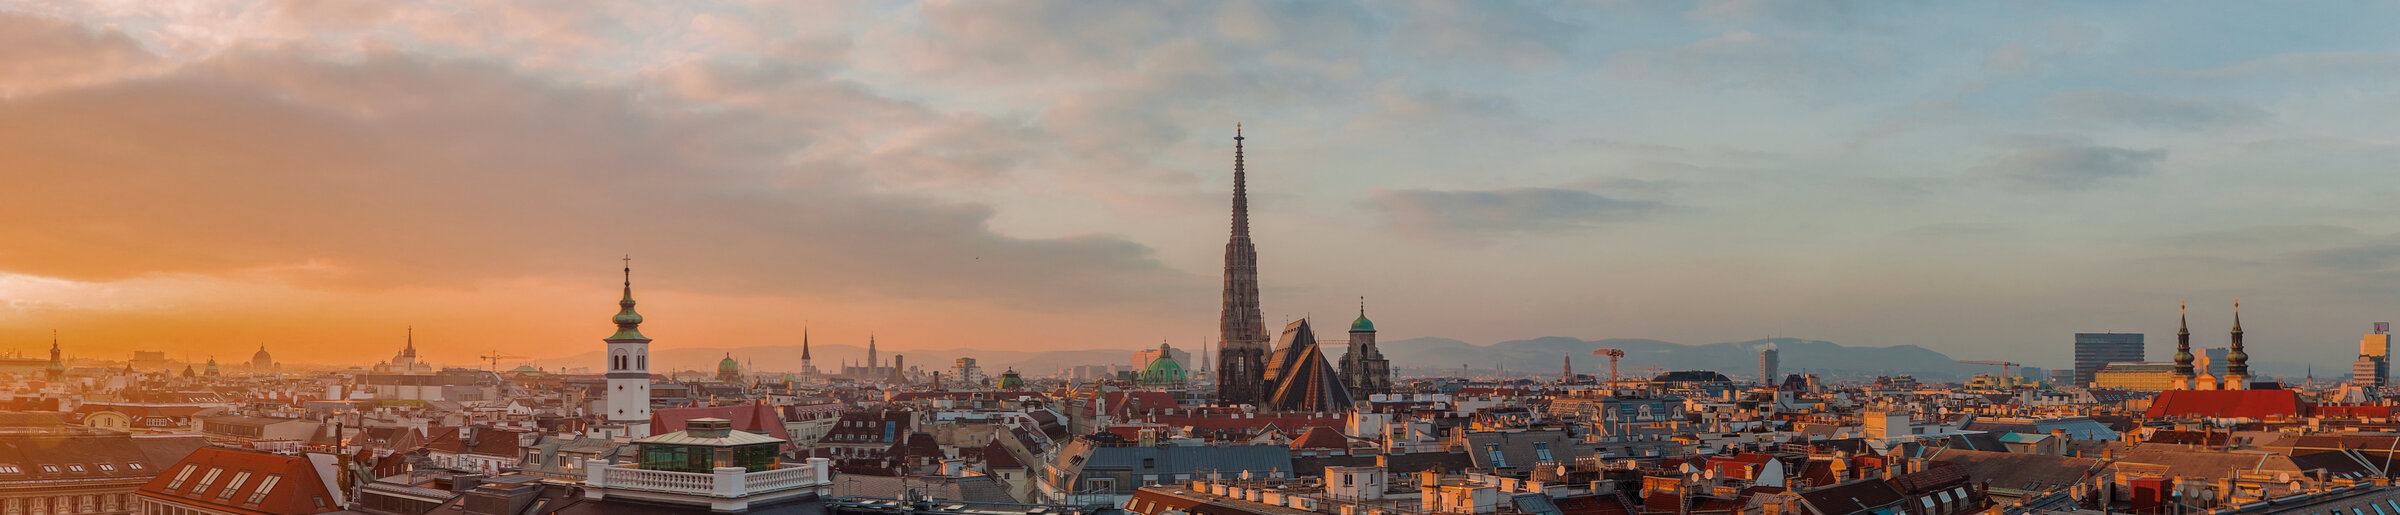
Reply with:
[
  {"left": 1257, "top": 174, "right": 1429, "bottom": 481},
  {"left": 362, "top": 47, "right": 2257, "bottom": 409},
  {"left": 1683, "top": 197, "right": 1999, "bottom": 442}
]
[
  {"left": 801, "top": 322, "right": 812, "bottom": 361},
  {"left": 1232, "top": 123, "right": 1248, "bottom": 238},
  {"left": 1359, "top": 296, "right": 1366, "bottom": 318},
  {"left": 2178, "top": 301, "right": 2188, "bottom": 334},
  {"left": 2232, "top": 298, "right": 2242, "bottom": 333}
]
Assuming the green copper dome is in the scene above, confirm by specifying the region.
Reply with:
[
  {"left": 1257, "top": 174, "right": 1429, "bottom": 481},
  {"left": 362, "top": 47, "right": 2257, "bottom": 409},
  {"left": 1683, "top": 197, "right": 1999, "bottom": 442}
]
[
  {"left": 1350, "top": 315, "right": 1374, "bottom": 332},
  {"left": 1138, "top": 344, "right": 1186, "bottom": 386},
  {"left": 719, "top": 354, "right": 740, "bottom": 373},
  {"left": 997, "top": 368, "right": 1025, "bottom": 389}
]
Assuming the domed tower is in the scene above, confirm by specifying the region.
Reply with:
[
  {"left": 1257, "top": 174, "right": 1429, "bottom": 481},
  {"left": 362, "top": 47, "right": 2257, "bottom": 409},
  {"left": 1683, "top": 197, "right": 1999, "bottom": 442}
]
[
  {"left": 1338, "top": 298, "right": 1392, "bottom": 397},
  {"left": 604, "top": 258, "right": 654, "bottom": 437},
  {"left": 997, "top": 368, "right": 1025, "bottom": 390},
  {"left": 251, "top": 345, "right": 274, "bottom": 374},
  {"left": 1139, "top": 342, "right": 1187, "bottom": 386},
  {"left": 204, "top": 357, "right": 219, "bottom": 376},
  {"left": 717, "top": 353, "right": 741, "bottom": 382}
]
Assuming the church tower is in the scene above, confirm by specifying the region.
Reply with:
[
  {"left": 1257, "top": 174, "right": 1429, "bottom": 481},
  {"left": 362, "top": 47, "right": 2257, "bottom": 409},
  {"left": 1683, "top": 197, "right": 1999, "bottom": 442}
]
[
  {"left": 46, "top": 332, "right": 63, "bottom": 382},
  {"left": 2224, "top": 300, "right": 2249, "bottom": 390},
  {"left": 604, "top": 258, "right": 653, "bottom": 437},
  {"left": 1338, "top": 298, "right": 1392, "bottom": 397},
  {"left": 2171, "top": 302, "right": 2196, "bottom": 390},
  {"left": 800, "top": 324, "right": 814, "bottom": 377},
  {"left": 1217, "top": 125, "right": 1270, "bottom": 406}
]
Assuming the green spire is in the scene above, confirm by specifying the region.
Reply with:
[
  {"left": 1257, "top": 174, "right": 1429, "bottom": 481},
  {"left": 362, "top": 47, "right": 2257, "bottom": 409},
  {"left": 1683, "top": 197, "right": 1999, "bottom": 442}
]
[
  {"left": 609, "top": 256, "right": 649, "bottom": 341},
  {"left": 1350, "top": 297, "right": 1375, "bottom": 332}
]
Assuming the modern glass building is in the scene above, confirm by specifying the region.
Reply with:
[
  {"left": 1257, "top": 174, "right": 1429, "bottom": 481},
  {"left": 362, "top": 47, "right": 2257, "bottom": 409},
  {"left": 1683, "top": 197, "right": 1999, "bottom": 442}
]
[{"left": 2074, "top": 333, "right": 2145, "bottom": 386}]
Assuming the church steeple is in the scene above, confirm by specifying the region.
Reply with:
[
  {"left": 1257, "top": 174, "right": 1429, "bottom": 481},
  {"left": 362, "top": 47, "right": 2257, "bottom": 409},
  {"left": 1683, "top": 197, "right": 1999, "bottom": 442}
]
[
  {"left": 609, "top": 256, "right": 648, "bottom": 342},
  {"left": 2172, "top": 301, "right": 2195, "bottom": 384},
  {"left": 1218, "top": 124, "right": 1270, "bottom": 406},
  {"left": 801, "top": 323, "right": 812, "bottom": 361},
  {"left": 2225, "top": 299, "right": 2249, "bottom": 386}
]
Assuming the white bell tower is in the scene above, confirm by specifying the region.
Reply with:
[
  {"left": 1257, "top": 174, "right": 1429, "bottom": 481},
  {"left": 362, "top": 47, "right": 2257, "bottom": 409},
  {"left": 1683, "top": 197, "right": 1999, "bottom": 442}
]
[{"left": 604, "top": 257, "right": 653, "bottom": 437}]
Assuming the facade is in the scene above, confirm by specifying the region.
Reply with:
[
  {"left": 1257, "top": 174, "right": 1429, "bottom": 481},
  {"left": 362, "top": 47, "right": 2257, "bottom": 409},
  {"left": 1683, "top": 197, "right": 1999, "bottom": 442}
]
[
  {"left": 2360, "top": 326, "right": 2392, "bottom": 388},
  {"left": 2093, "top": 363, "right": 2179, "bottom": 391},
  {"left": 1337, "top": 305, "right": 1392, "bottom": 397},
  {"left": 2073, "top": 333, "right": 2145, "bottom": 386},
  {"left": 604, "top": 263, "right": 654, "bottom": 438},
  {"left": 0, "top": 422, "right": 164, "bottom": 515},
  {"left": 1216, "top": 127, "right": 1270, "bottom": 407}
]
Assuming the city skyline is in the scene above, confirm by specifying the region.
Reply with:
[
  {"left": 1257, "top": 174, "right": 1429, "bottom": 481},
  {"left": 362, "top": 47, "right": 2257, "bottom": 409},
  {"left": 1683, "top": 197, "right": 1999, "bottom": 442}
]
[{"left": 5, "top": 2, "right": 2400, "bottom": 368}]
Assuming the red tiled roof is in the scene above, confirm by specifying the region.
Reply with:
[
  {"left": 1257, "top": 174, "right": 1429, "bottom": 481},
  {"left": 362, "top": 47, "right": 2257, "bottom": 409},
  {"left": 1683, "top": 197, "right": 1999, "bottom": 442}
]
[
  {"left": 137, "top": 447, "right": 339, "bottom": 515},
  {"left": 1290, "top": 426, "right": 1349, "bottom": 450},
  {"left": 981, "top": 441, "right": 1022, "bottom": 469},
  {"left": 2316, "top": 405, "right": 2392, "bottom": 419},
  {"left": 2144, "top": 389, "right": 2305, "bottom": 420}
]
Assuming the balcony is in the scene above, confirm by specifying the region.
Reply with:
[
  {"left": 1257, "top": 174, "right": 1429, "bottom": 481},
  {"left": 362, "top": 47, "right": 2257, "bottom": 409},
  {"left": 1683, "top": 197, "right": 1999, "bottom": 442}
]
[{"left": 584, "top": 457, "right": 832, "bottom": 512}]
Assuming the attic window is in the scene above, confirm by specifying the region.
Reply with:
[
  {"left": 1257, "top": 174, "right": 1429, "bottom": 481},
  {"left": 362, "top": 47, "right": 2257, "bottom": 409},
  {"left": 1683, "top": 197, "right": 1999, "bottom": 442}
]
[
  {"left": 96, "top": 464, "right": 113, "bottom": 472},
  {"left": 127, "top": 463, "right": 143, "bottom": 470},
  {"left": 0, "top": 465, "right": 17, "bottom": 473},
  {"left": 245, "top": 475, "right": 282, "bottom": 505},
  {"left": 39, "top": 465, "right": 57, "bottom": 473},
  {"left": 65, "top": 465, "right": 83, "bottom": 473}
]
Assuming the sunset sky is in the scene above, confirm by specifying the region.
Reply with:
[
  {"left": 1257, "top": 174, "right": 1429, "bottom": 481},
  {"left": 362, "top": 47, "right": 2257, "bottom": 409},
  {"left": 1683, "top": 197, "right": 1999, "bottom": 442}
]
[{"left": 5, "top": 1, "right": 2399, "bottom": 371}]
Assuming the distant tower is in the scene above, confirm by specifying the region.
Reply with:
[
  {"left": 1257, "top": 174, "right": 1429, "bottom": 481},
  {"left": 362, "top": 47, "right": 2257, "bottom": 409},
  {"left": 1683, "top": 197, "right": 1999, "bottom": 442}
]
[
  {"left": 1759, "top": 345, "right": 1779, "bottom": 387},
  {"left": 800, "top": 323, "right": 814, "bottom": 377},
  {"left": 1217, "top": 125, "right": 1270, "bottom": 406},
  {"left": 2171, "top": 302, "right": 2196, "bottom": 390},
  {"left": 867, "top": 334, "right": 879, "bottom": 372},
  {"left": 604, "top": 257, "right": 653, "bottom": 437},
  {"left": 45, "top": 332, "right": 64, "bottom": 382},
  {"left": 1338, "top": 298, "right": 1392, "bottom": 396},
  {"left": 1561, "top": 354, "right": 1574, "bottom": 383},
  {"left": 2357, "top": 323, "right": 2392, "bottom": 388},
  {"left": 893, "top": 354, "right": 906, "bottom": 383},
  {"left": 2224, "top": 300, "right": 2249, "bottom": 390}
]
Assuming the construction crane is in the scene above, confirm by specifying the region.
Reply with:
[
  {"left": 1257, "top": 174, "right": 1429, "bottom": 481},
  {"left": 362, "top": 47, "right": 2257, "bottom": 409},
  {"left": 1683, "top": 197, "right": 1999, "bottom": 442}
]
[
  {"left": 1959, "top": 360, "right": 2021, "bottom": 388},
  {"left": 481, "top": 351, "right": 529, "bottom": 373},
  {"left": 1591, "top": 348, "right": 1626, "bottom": 385}
]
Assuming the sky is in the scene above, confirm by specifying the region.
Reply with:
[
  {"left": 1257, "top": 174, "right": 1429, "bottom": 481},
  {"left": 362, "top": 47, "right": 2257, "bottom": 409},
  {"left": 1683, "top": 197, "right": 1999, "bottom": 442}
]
[{"left": 3, "top": 1, "right": 2399, "bottom": 372}]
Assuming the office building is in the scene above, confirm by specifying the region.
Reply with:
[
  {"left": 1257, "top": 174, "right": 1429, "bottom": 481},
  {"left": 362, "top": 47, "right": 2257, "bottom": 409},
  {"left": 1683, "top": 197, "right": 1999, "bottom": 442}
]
[{"left": 2073, "top": 333, "right": 2145, "bottom": 386}]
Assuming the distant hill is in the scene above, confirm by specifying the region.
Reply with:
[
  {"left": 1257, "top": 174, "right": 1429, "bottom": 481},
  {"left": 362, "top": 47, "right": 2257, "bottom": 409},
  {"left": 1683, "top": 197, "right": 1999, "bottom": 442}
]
[
  {"left": 1376, "top": 336, "right": 1986, "bottom": 381},
  {"left": 522, "top": 336, "right": 1987, "bottom": 382}
]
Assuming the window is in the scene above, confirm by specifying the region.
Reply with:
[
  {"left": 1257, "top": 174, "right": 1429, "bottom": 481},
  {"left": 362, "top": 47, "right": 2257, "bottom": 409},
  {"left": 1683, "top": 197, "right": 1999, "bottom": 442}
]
[
  {"left": 218, "top": 471, "right": 253, "bottom": 499},
  {"left": 1486, "top": 443, "right": 1507, "bottom": 468},
  {"left": 127, "top": 463, "right": 141, "bottom": 470},
  {"left": 165, "top": 465, "right": 199, "bottom": 490},
  {"left": 1533, "top": 442, "right": 1554, "bottom": 463},
  {"left": 1344, "top": 473, "right": 1354, "bottom": 486},
  {"left": 38, "top": 465, "right": 56, "bottom": 473},
  {"left": 246, "top": 475, "right": 282, "bottom": 505},
  {"left": 193, "top": 467, "right": 224, "bottom": 494},
  {"left": 65, "top": 464, "right": 82, "bottom": 473},
  {"left": 96, "top": 464, "right": 113, "bottom": 472},
  {"left": 0, "top": 465, "right": 16, "bottom": 473}
]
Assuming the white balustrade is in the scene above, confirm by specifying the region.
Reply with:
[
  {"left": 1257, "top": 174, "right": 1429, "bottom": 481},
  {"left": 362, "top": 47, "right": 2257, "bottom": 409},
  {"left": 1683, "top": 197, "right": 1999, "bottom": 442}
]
[{"left": 593, "top": 461, "right": 829, "bottom": 498}]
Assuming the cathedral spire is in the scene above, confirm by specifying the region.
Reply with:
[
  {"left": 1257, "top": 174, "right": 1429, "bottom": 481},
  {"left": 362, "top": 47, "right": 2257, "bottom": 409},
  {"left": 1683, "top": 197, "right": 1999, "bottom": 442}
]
[
  {"left": 1217, "top": 124, "right": 1269, "bottom": 406},
  {"left": 801, "top": 322, "right": 811, "bottom": 361}
]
